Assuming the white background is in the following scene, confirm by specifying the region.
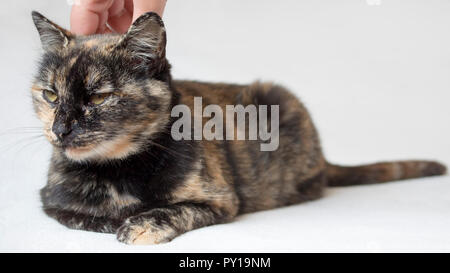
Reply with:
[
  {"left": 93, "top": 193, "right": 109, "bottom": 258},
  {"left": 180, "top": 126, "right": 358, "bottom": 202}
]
[{"left": 0, "top": 0, "right": 449, "bottom": 252}]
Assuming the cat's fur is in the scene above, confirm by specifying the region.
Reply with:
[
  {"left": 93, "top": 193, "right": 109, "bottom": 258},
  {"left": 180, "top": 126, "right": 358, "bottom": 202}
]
[{"left": 31, "top": 11, "right": 447, "bottom": 244}]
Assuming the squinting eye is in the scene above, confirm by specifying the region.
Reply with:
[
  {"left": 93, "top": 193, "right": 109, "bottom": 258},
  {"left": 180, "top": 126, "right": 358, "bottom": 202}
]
[
  {"left": 43, "top": 90, "right": 58, "bottom": 103},
  {"left": 89, "top": 93, "right": 112, "bottom": 105}
]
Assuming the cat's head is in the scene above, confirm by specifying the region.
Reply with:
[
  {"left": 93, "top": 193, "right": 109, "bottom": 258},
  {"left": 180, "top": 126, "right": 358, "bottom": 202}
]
[{"left": 31, "top": 11, "right": 173, "bottom": 162}]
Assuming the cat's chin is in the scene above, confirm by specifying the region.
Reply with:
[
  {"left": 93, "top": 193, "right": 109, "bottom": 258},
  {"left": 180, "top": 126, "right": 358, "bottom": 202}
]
[
  {"left": 62, "top": 134, "right": 140, "bottom": 162},
  {"left": 64, "top": 145, "right": 97, "bottom": 161}
]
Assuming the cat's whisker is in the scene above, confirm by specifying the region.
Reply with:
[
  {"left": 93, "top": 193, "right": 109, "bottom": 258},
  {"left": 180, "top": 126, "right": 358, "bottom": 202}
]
[
  {"left": 0, "top": 134, "right": 46, "bottom": 154},
  {"left": 15, "top": 136, "right": 47, "bottom": 155},
  {"left": 147, "top": 139, "right": 193, "bottom": 160},
  {"left": 0, "top": 126, "right": 43, "bottom": 137},
  {"left": 5, "top": 135, "right": 46, "bottom": 154}
]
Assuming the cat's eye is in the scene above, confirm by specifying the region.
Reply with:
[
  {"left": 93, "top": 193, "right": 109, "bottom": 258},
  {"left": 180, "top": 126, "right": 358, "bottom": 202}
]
[
  {"left": 43, "top": 90, "right": 58, "bottom": 103},
  {"left": 89, "top": 93, "right": 112, "bottom": 105}
]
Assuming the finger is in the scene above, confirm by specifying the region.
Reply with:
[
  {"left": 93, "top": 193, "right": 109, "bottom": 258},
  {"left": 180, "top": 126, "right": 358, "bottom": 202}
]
[
  {"left": 70, "top": 0, "right": 114, "bottom": 35},
  {"left": 107, "top": 9, "right": 132, "bottom": 33},
  {"left": 108, "top": 0, "right": 125, "bottom": 17},
  {"left": 132, "top": 0, "right": 166, "bottom": 22},
  {"left": 124, "top": 0, "right": 134, "bottom": 14},
  {"left": 106, "top": 0, "right": 131, "bottom": 33},
  {"left": 96, "top": 10, "right": 109, "bottom": 34},
  {"left": 71, "top": 5, "right": 101, "bottom": 35},
  {"left": 80, "top": 0, "right": 115, "bottom": 12}
]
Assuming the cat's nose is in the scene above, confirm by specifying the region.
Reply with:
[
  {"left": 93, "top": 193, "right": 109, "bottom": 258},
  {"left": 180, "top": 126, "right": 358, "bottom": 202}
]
[{"left": 52, "top": 121, "right": 73, "bottom": 141}]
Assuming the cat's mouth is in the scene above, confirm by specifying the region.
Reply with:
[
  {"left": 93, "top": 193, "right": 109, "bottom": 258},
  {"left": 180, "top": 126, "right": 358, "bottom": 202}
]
[{"left": 59, "top": 134, "right": 138, "bottom": 161}]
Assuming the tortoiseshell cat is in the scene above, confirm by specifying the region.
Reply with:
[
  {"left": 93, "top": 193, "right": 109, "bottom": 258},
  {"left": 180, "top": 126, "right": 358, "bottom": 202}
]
[{"left": 31, "top": 11, "right": 446, "bottom": 244}]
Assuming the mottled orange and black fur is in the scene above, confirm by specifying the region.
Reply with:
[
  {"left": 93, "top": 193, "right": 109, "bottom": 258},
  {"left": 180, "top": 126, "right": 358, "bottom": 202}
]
[{"left": 31, "top": 11, "right": 447, "bottom": 244}]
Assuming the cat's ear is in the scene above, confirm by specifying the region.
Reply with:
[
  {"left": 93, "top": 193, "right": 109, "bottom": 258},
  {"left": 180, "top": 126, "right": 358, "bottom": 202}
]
[
  {"left": 32, "top": 11, "right": 72, "bottom": 51},
  {"left": 117, "top": 12, "right": 166, "bottom": 65}
]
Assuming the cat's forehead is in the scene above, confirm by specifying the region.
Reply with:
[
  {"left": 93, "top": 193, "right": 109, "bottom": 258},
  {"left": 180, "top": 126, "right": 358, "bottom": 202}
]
[
  {"left": 42, "top": 34, "right": 124, "bottom": 70},
  {"left": 38, "top": 35, "right": 126, "bottom": 91},
  {"left": 70, "top": 34, "right": 123, "bottom": 52}
]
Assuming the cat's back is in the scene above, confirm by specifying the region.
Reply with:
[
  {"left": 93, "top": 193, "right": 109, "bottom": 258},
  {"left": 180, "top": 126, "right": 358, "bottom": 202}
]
[
  {"left": 173, "top": 80, "right": 306, "bottom": 108},
  {"left": 172, "top": 80, "right": 245, "bottom": 106},
  {"left": 172, "top": 79, "right": 326, "bottom": 213}
]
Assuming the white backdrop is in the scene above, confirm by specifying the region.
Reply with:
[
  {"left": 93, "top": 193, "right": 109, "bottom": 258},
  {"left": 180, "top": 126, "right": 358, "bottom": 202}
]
[{"left": 0, "top": 0, "right": 449, "bottom": 252}]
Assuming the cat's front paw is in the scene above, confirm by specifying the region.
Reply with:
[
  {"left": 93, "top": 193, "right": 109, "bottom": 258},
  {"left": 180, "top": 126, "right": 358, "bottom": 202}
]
[{"left": 116, "top": 216, "right": 177, "bottom": 245}]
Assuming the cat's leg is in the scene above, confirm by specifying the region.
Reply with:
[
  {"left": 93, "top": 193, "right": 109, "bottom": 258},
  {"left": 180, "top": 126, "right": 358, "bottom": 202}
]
[
  {"left": 43, "top": 208, "right": 123, "bottom": 233},
  {"left": 116, "top": 203, "right": 234, "bottom": 244}
]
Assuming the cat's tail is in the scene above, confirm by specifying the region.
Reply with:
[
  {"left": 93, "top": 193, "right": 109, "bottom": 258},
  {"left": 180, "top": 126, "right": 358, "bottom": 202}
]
[{"left": 326, "top": 160, "right": 447, "bottom": 187}]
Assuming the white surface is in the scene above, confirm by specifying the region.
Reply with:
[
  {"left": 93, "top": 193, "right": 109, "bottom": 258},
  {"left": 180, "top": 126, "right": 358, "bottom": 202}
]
[{"left": 0, "top": 0, "right": 449, "bottom": 252}]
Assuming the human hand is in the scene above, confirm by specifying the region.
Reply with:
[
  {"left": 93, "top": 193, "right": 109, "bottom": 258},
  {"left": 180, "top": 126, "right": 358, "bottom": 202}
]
[{"left": 70, "top": 0, "right": 167, "bottom": 35}]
